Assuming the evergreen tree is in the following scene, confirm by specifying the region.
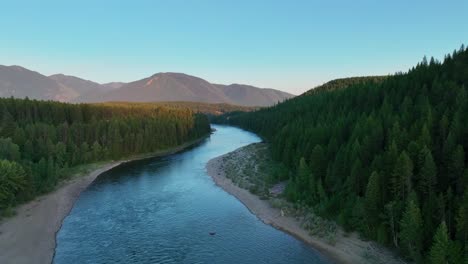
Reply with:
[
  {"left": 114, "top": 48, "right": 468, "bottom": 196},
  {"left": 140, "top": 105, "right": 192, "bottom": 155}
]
[
  {"left": 365, "top": 171, "right": 380, "bottom": 231},
  {"left": 456, "top": 190, "right": 468, "bottom": 244},
  {"left": 418, "top": 150, "right": 437, "bottom": 196},
  {"left": 0, "top": 160, "right": 26, "bottom": 211},
  {"left": 450, "top": 145, "right": 465, "bottom": 195},
  {"left": 0, "top": 98, "right": 211, "bottom": 212},
  {"left": 216, "top": 45, "right": 468, "bottom": 261},
  {"left": 0, "top": 109, "right": 15, "bottom": 138},
  {"left": 296, "top": 157, "right": 312, "bottom": 202},
  {"left": 392, "top": 151, "right": 413, "bottom": 201},
  {"left": 428, "top": 221, "right": 459, "bottom": 264},
  {"left": 310, "top": 145, "right": 326, "bottom": 180},
  {"left": 399, "top": 197, "right": 423, "bottom": 261},
  {"left": 429, "top": 222, "right": 449, "bottom": 263}
]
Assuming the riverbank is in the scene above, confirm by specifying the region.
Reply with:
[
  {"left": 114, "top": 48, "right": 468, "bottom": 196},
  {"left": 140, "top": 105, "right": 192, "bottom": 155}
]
[
  {"left": 0, "top": 135, "right": 209, "bottom": 264},
  {"left": 206, "top": 143, "right": 406, "bottom": 264}
]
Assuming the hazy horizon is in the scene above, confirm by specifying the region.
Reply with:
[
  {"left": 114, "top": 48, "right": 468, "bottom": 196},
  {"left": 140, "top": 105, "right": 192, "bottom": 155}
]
[{"left": 2, "top": 0, "right": 467, "bottom": 94}]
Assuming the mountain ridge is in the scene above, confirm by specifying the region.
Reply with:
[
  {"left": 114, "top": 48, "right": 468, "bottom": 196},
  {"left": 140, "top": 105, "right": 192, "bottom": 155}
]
[
  {"left": 0, "top": 65, "right": 78, "bottom": 102},
  {"left": 0, "top": 66, "right": 294, "bottom": 106}
]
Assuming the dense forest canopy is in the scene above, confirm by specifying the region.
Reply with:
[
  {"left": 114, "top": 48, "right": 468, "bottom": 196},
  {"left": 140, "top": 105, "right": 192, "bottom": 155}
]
[
  {"left": 215, "top": 45, "right": 468, "bottom": 263},
  {"left": 0, "top": 98, "right": 210, "bottom": 215},
  {"left": 302, "top": 76, "right": 387, "bottom": 96},
  {"left": 95, "top": 101, "right": 257, "bottom": 116}
]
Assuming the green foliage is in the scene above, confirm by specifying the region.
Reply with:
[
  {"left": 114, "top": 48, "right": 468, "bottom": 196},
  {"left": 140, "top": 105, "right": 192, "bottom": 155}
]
[
  {"left": 296, "top": 157, "right": 312, "bottom": 202},
  {"left": 428, "top": 221, "right": 462, "bottom": 264},
  {"left": 96, "top": 101, "right": 256, "bottom": 116},
  {"left": 456, "top": 190, "right": 468, "bottom": 244},
  {"left": 0, "top": 138, "right": 20, "bottom": 161},
  {"left": 216, "top": 45, "right": 468, "bottom": 261},
  {"left": 365, "top": 171, "right": 380, "bottom": 233},
  {"left": 303, "top": 76, "right": 387, "bottom": 95},
  {"left": 399, "top": 197, "right": 423, "bottom": 261},
  {"left": 0, "top": 160, "right": 26, "bottom": 212},
  {"left": 392, "top": 151, "right": 413, "bottom": 202},
  {"left": 418, "top": 148, "right": 437, "bottom": 196},
  {"left": 0, "top": 98, "right": 211, "bottom": 214}
]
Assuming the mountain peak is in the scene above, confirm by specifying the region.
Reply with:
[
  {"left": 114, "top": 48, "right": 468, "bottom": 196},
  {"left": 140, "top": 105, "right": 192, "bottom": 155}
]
[
  {"left": 49, "top": 73, "right": 66, "bottom": 78},
  {"left": 6, "top": 65, "right": 28, "bottom": 71}
]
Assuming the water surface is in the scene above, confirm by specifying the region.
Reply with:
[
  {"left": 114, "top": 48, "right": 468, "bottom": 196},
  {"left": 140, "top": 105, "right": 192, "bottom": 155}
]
[{"left": 54, "top": 125, "right": 331, "bottom": 264}]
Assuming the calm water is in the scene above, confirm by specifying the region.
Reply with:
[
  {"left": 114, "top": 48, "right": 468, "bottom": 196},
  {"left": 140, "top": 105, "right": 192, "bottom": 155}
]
[{"left": 54, "top": 125, "right": 331, "bottom": 264}]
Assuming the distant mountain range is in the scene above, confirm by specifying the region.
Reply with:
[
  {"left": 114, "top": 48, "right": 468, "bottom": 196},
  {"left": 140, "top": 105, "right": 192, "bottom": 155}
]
[{"left": 0, "top": 65, "right": 294, "bottom": 106}]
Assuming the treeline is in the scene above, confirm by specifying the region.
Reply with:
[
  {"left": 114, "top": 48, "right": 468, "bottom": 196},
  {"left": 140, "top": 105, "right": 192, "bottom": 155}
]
[
  {"left": 215, "top": 45, "right": 468, "bottom": 263},
  {"left": 303, "top": 76, "right": 387, "bottom": 96},
  {"left": 0, "top": 98, "right": 210, "bottom": 215},
  {"left": 97, "top": 101, "right": 257, "bottom": 116}
]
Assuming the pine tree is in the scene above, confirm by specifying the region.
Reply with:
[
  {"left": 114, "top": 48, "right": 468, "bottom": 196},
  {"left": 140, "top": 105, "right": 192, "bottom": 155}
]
[
  {"left": 418, "top": 150, "right": 437, "bottom": 196},
  {"left": 0, "top": 160, "right": 26, "bottom": 210},
  {"left": 316, "top": 178, "right": 327, "bottom": 204},
  {"left": 450, "top": 145, "right": 465, "bottom": 195},
  {"left": 428, "top": 221, "right": 461, "bottom": 264},
  {"left": 0, "top": 138, "right": 21, "bottom": 161},
  {"left": 419, "top": 124, "right": 432, "bottom": 148},
  {"left": 349, "top": 158, "right": 364, "bottom": 195},
  {"left": 46, "top": 157, "right": 56, "bottom": 188},
  {"left": 429, "top": 222, "right": 449, "bottom": 263},
  {"left": 310, "top": 145, "right": 326, "bottom": 180},
  {"left": 399, "top": 196, "right": 423, "bottom": 261},
  {"left": 456, "top": 190, "right": 468, "bottom": 244},
  {"left": 365, "top": 171, "right": 380, "bottom": 226},
  {"left": 297, "top": 157, "right": 312, "bottom": 201},
  {"left": 392, "top": 151, "right": 413, "bottom": 201},
  {"left": 91, "top": 141, "right": 102, "bottom": 161},
  {"left": 0, "top": 109, "right": 16, "bottom": 138},
  {"left": 384, "top": 200, "right": 400, "bottom": 247}
]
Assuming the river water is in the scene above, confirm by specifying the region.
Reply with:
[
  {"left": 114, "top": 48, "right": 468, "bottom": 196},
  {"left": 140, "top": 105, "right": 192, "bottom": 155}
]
[{"left": 54, "top": 125, "right": 331, "bottom": 264}]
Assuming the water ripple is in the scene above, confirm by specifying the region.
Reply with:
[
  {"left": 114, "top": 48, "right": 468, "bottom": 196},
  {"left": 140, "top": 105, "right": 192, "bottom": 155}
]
[{"left": 54, "top": 125, "right": 330, "bottom": 264}]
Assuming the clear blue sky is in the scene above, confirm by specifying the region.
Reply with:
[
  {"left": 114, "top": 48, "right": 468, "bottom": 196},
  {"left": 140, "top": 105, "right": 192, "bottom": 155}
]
[{"left": 1, "top": 0, "right": 467, "bottom": 94}]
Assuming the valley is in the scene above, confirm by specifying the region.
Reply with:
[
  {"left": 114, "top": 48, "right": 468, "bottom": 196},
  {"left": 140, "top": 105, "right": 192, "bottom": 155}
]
[{"left": 0, "top": 2, "right": 466, "bottom": 262}]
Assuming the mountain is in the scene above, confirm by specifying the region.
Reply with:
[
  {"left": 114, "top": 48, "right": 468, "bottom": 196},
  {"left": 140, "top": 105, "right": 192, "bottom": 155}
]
[
  {"left": 98, "top": 72, "right": 294, "bottom": 106},
  {"left": 0, "top": 66, "right": 294, "bottom": 106},
  {"left": 0, "top": 65, "right": 78, "bottom": 101},
  {"left": 97, "top": 72, "right": 232, "bottom": 104},
  {"left": 49, "top": 74, "right": 102, "bottom": 95},
  {"left": 102, "top": 82, "right": 125, "bottom": 89},
  {"left": 216, "top": 83, "right": 293, "bottom": 106},
  {"left": 49, "top": 74, "right": 120, "bottom": 102}
]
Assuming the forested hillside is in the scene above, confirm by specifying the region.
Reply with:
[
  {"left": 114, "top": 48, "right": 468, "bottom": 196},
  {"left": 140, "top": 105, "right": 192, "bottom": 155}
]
[
  {"left": 303, "top": 76, "right": 387, "bottom": 95},
  {"left": 96, "top": 101, "right": 257, "bottom": 116},
  {"left": 0, "top": 98, "right": 210, "bottom": 216},
  {"left": 215, "top": 45, "right": 468, "bottom": 263}
]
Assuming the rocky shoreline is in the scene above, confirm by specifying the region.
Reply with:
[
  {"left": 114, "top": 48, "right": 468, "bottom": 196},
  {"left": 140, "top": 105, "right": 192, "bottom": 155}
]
[{"left": 206, "top": 143, "right": 406, "bottom": 264}]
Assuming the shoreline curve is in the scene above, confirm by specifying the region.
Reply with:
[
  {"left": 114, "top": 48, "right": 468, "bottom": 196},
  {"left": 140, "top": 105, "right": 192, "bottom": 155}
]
[
  {"left": 206, "top": 151, "right": 406, "bottom": 264},
  {"left": 0, "top": 135, "right": 209, "bottom": 264}
]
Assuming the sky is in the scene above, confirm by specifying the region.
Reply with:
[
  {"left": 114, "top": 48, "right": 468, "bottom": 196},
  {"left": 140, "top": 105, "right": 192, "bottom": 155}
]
[{"left": 1, "top": 0, "right": 467, "bottom": 95}]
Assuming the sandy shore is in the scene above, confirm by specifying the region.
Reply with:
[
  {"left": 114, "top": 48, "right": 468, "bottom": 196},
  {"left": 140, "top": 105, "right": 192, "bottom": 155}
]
[
  {"left": 206, "top": 152, "right": 406, "bottom": 264},
  {"left": 0, "top": 136, "right": 208, "bottom": 264},
  {"left": 0, "top": 163, "right": 121, "bottom": 264}
]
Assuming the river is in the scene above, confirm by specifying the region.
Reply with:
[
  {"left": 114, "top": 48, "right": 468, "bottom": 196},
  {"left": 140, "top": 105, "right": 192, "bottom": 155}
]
[{"left": 54, "top": 125, "right": 331, "bottom": 264}]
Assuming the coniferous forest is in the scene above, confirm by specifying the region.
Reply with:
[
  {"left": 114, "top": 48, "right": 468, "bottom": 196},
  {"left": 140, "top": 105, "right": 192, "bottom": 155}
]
[
  {"left": 0, "top": 98, "right": 210, "bottom": 215},
  {"left": 215, "top": 45, "right": 468, "bottom": 263}
]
